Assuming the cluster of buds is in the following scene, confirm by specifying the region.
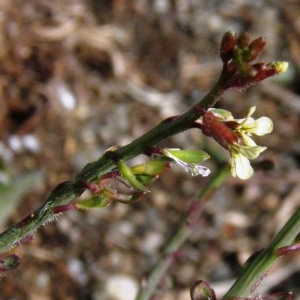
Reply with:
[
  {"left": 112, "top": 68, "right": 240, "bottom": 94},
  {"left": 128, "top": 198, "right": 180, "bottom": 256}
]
[
  {"left": 74, "top": 159, "right": 171, "bottom": 208},
  {"left": 187, "top": 31, "right": 288, "bottom": 179},
  {"left": 220, "top": 31, "right": 288, "bottom": 90},
  {"left": 52, "top": 148, "right": 210, "bottom": 212},
  {"left": 76, "top": 148, "right": 211, "bottom": 208},
  {"left": 25, "top": 32, "right": 289, "bottom": 214}
]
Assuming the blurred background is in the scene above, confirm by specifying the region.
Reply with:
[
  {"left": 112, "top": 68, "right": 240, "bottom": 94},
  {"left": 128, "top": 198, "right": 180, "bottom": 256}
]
[{"left": 0, "top": 1, "right": 299, "bottom": 299}]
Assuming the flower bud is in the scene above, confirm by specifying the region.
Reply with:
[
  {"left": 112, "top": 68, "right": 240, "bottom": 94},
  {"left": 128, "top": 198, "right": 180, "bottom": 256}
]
[
  {"left": 237, "top": 32, "right": 250, "bottom": 48},
  {"left": 220, "top": 31, "right": 237, "bottom": 62},
  {"left": 0, "top": 254, "right": 20, "bottom": 272},
  {"left": 270, "top": 61, "right": 289, "bottom": 74},
  {"left": 117, "top": 160, "right": 149, "bottom": 191},
  {"left": 247, "top": 61, "right": 289, "bottom": 85},
  {"left": 202, "top": 111, "right": 239, "bottom": 150},
  {"left": 247, "top": 36, "right": 266, "bottom": 62},
  {"left": 190, "top": 280, "right": 216, "bottom": 300}
]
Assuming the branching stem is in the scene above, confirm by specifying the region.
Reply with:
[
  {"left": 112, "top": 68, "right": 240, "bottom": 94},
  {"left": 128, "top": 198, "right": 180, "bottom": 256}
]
[
  {"left": 0, "top": 32, "right": 297, "bottom": 300},
  {"left": 0, "top": 71, "right": 225, "bottom": 254}
]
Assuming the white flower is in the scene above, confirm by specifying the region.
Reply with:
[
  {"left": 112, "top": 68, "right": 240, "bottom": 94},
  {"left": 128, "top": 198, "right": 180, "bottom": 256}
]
[
  {"left": 229, "top": 107, "right": 272, "bottom": 179},
  {"left": 234, "top": 106, "right": 273, "bottom": 146},
  {"left": 209, "top": 106, "right": 273, "bottom": 180}
]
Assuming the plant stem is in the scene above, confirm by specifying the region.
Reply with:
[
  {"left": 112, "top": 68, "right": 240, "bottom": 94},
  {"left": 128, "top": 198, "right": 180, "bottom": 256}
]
[
  {"left": 0, "top": 73, "right": 225, "bottom": 254},
  {"left": 222, "top": 206, "right": 300, "bottom": 299},
  {"left": 135, "top": 165, "right": 229, "bottom": 300}
]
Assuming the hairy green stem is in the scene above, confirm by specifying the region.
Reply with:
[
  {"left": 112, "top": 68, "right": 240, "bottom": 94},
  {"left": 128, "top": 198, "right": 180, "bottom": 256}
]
[
  {"left": 135, "top": 165, "right": 229, "bottom": 300},
  {"left": 0, "top": 74, "right": 225, "bottom": 254},
  {"left": 222, "top": 206, "right": 300, "bottom": 298}
]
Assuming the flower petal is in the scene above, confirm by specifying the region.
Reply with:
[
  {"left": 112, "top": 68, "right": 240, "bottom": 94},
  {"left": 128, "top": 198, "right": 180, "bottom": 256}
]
[
  {"left": 248, "top": 117, "right": 273, "bottom": 135},
  {"left": 237, "top": 106, "right": 256, "bottom": 127},
  {"left": 190, "top": 165, "right": 211, "bottom": 177},
  {"left": 235, "top": 107, "right": 273, "bottom": 137},
  {"left": 231, "top": 149, "right": 254, "bottom": 179},
  {"left": 235, "top": 144, "right": 267, "bottom": 159},
  {"left": 239, "top": 132, "right": 257, "bottom": 146},
  {"left": 175, "top": 160, "right": 211, "bottom": 177},
  {"left": 247, "top": 106, "right": 256, "bottom": 117}
]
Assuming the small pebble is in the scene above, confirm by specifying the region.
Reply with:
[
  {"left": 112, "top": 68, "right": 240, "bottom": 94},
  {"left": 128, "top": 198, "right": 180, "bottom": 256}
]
[{"left": 105, "top": 274, "right": 138, "bottom": 300}]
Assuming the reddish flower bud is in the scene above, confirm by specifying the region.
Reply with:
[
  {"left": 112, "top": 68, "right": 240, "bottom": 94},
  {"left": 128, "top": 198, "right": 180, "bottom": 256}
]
[
  {"left": 249, "top": 62, "right": 287, "bottom": 84},
  {"left": 224, "top": 61, "right": 288, "bottom": 89},
  {"left": 237, "top": 32, "right": 250, "bottom": 48},
  {"left": 202, "top": 111, "right": 239, "bottom": 149},
  {"left": 220, "top": 31, "right": 237, "bottom": 63},
  {"left": 247, "top": 37, "right": 266, "bottom": 62}
]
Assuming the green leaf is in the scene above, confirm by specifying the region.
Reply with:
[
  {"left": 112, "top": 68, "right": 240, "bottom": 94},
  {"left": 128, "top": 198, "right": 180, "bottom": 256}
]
[
  {"left": 131, "top": 160, "right": 169, "bottom": 176},
  {"left": 165, "top": 149, "right": 209, "bottom": 164}
]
